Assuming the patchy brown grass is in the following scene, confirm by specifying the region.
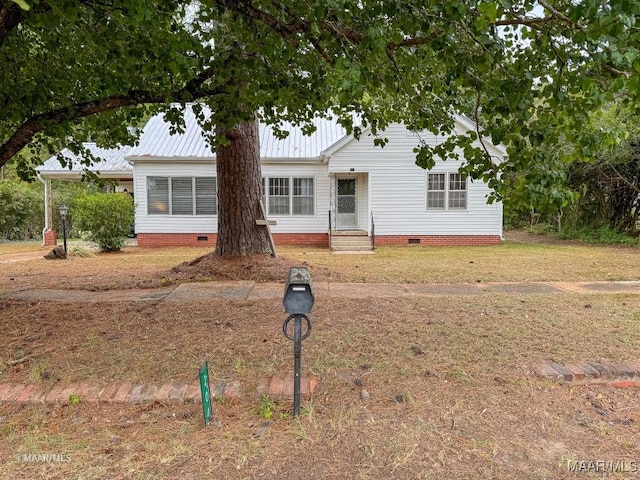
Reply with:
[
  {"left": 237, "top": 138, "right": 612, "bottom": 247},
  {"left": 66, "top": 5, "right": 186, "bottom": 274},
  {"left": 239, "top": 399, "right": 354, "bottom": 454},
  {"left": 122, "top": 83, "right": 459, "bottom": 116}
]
[
  {"left": 2, "top": 234, "right": 640, "bottom": 292},
  {"left": 0, "top": 234, "right": 639, "bottom": 479}
]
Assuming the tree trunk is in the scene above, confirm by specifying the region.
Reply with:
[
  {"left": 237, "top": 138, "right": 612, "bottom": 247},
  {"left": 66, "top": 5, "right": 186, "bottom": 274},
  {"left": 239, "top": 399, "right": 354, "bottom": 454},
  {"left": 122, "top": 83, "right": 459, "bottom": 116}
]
[{"left": 214, "top": 119, "right": 272, "bottom": 256}]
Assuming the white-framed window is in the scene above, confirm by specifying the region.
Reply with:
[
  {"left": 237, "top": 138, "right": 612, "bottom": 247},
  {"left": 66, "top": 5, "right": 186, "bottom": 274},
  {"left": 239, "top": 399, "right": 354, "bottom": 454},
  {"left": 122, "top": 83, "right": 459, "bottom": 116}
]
[
  {"left": 448, "top": 173, "right": 467, "bottom": 209},
  {"left": 426, "top": 172, "right": 467, "bottom": 210},
  {"left": 147, "top": 177, "right": 169, "bottom": 214},
  {"left": 171, "top": 177, "right": 193, "bottom": 215},
  {"left": 147, "top": 176, "right": 217, "bottom": 215},
  {"left": 263, "top": 176, "right": 315, "bottom": 216},
  {"left": 293, "top": 178, "right": 314, "bottom": 215},
  {"left": 195, "top": 177, "right": 217, "bottom": 214},
  {"left": 268, "top": 177, "right": 290, "bottom": 215}
]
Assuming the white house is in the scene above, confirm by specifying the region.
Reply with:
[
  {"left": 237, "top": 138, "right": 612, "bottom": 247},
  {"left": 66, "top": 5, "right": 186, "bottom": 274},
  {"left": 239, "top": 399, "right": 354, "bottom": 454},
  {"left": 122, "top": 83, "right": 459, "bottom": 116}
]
[{"left": 37, "top": 107, "right": 505, "bottom": 249}]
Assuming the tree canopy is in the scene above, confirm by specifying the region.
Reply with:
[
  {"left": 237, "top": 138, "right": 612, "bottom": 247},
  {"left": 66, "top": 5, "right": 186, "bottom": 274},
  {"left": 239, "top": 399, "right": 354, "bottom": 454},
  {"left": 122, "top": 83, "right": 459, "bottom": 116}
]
[{"left": 2, "top": 0, "right": 640, "bottom": 192}]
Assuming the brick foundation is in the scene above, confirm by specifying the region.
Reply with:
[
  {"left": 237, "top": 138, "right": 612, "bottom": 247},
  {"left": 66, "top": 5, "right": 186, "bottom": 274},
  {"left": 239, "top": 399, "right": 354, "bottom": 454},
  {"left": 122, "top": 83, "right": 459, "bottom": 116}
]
[
  {"left": 137, "top": 233, "right": 218, "bottom": 247},
  {"left": 137, "top": 233, "right": 501, "bottom": 248},
  {"left": 272, "top": 233, "right": 328, "bottom": 247},
  {"left": 137, "top": 233, "right": 329, "bottom": 248},
  {"left": 374, "top": 235, "right": 502, "bottom": 247},
  {"left": 43, "top": 229, "right": 57, "bottom": 246}
]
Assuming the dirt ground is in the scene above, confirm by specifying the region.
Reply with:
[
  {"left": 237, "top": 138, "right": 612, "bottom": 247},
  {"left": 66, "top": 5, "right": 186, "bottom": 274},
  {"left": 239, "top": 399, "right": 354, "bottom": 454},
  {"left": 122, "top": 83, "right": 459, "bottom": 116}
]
[{"left": 0, "top": 236, "right": 639, "bottom": 479}]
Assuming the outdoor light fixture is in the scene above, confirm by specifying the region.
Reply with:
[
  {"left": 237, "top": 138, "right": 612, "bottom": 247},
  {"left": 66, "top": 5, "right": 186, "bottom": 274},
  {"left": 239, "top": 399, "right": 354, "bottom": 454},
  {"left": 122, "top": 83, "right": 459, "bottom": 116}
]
[{"left": 58, "top": 203, "right": 68, "bottom": 256}]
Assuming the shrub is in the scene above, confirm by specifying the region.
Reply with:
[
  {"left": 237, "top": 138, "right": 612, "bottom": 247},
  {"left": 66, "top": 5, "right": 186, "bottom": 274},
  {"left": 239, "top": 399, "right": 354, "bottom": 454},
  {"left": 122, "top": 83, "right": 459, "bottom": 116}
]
[
  {"left": 0, "top": 180, "right": 43, "bottom": 240},
  {"left": 72, "top": 193, "right": 134, "bottom": 252},
  {"left": 558, "top": 226, "right": 638, "bottom": 245}
]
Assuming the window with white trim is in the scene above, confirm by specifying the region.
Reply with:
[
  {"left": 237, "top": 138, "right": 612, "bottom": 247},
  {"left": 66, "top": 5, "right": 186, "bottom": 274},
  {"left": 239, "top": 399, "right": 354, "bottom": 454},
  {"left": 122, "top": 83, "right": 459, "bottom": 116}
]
[
  {"left": 293, "top": 178, "right": 314, "bottom": 215},
  {"left": 147, "top": 177, "right": 169, "bottom": 214},
  {"left": 195, "top": 177, "right": 217, "bottom": 214},
  {"left": 426, "top": 172, "right": 467, "bottom": 210},
  {"left": 147, "top": 176, "right": 217, "bottom": 215},
  {"left": 268, "top": 177, "right": 290, "bottom": 215},
  {"left": 263, "top": 176, "right": 315, "bottom": 216}
]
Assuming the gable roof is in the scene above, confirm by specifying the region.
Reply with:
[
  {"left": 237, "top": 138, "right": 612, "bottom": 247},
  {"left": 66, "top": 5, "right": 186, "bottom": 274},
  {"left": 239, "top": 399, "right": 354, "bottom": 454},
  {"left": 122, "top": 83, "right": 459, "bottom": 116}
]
[
  {"left": 127, "top": 107, "right": 347, "bottom": 160},
  {"left": 37, "top": 107, "right": 507, "bottom": 176},
  {"left": 321, "top": 115, "right": 508, "bottom": 158}
]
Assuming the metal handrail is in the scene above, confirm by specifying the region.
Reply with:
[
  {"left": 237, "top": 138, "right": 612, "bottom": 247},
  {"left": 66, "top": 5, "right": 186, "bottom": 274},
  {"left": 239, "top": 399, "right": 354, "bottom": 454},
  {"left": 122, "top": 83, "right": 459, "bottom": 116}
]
[
  {"left": 371, "top": 211, "right": 375, "bottom": 250},
  {"left": 328, "top": 210, "right": 332, "bottom": 250}
]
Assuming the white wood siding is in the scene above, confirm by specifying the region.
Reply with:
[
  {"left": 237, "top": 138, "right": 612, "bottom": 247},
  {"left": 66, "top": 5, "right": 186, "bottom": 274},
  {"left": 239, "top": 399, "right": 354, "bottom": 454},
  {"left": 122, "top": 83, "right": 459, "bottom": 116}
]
[
  {"left": 133, "top": 161, "right": 329, "bottom": 234},
  {"left": 134, "top": 161, "right": 217, "bottom": 234},
  {"left": 132, "top": 119, "right": 503, "bottom": 238},
  {"left": 262, "top": 163, "right": 330, "bottom": 233},
  {"left": 328, "top": 123, "right": 502, "bottom": 236}
]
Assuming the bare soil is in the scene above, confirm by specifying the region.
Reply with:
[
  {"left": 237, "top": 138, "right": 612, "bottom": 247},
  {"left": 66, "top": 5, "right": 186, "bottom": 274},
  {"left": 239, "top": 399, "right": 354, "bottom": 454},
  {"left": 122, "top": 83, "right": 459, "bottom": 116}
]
[
  {"left": 0, "top": 235, "right": 639, "bottom": 479},
  {"left": 170, "top": 252, "right": 344, "bottom": 283}
]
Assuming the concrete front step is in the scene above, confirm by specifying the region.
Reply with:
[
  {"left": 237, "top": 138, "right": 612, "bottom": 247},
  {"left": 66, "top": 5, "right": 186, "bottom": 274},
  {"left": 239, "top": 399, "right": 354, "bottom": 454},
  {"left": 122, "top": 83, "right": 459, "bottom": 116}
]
[
  {"left": 332, "top": 245, "right": 373, "bottom": 251},
  {"left": 332, "top": 243, "right": 372, "bottom": 251},
  {"left": 331, "top": 235, "right": 372, "bottom": 251}
]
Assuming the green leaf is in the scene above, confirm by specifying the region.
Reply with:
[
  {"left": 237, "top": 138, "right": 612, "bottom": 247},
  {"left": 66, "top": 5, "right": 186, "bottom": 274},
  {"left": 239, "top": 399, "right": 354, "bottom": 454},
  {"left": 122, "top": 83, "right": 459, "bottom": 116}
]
[{"left": 11, "top": 0, "right": 30, "bottom": 10}]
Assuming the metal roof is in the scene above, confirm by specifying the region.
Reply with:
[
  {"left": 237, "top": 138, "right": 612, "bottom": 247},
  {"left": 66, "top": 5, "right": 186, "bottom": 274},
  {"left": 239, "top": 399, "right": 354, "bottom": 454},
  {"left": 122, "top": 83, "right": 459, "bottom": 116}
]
[
  {"left": 37, "top": 143, "right": 133, "bottom": 175},
  {"left": 127, "top": 107, "right": 347, "bottom": 160}
]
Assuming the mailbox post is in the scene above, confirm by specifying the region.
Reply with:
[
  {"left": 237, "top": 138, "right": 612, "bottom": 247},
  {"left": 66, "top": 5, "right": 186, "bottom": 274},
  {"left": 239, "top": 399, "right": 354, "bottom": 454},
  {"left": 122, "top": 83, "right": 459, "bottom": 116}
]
[{"left": 282, "top": 267, "right": 314, "bottom": 417}]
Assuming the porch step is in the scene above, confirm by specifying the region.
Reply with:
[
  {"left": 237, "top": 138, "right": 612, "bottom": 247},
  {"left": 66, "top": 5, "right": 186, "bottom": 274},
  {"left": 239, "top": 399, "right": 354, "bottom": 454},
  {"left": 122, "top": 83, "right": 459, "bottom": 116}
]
[
  {"left": 332, "top": 230, "right": 368, "bottom": 236},
  {"left": 331, "top": 234, "right": 372, "bottom": 251}
]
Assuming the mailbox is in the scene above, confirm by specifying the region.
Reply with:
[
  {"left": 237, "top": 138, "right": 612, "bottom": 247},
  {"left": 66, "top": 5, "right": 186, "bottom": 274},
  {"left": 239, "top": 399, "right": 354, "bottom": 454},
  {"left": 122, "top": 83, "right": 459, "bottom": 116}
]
[{"left": 283, "top": 267, "right": 314, "bottom": 315}]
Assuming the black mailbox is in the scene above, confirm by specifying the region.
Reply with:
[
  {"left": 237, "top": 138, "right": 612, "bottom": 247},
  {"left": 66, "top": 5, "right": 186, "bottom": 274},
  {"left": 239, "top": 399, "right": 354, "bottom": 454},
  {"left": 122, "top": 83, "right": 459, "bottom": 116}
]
[{"left": 283, "top": 267, "right": 314, "bottom": 315}]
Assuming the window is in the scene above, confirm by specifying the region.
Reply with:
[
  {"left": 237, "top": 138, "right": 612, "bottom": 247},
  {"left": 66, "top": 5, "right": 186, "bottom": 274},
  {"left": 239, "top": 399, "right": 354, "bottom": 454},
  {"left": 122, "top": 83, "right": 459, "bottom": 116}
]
[
  {"left": 426, "top": 173, "right": 445, "bottom": 210},
  {"left": 147, "top": 176, "right": 217, "bottom": 215},
  {"left": 268, "top": 177, "right": 290, "bottom": 215},
  {"left": 426, "top": 173, "right": 467, "bottom": 210},
  {"left": 263, "top": 176, "right": 315, "bottom": 216},
  {"left": 147, "top": 177, "right": 169, "bottom": 214},
  {"left": 195, "top": 178, "right": 217, "bottom": 214},
  {"left": 171, "top": 177, "right": 193, "bottom": 215},
  {"left": 293, "top": 178, "right": 314, "bottom": 215},
  {"left": 448, "top": 173, "right": 467, "bottom": 209}
]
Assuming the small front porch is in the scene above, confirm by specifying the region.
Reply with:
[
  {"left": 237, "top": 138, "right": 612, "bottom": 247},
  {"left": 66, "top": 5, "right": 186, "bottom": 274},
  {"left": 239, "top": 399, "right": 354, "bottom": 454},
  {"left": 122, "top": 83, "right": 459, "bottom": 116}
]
[
  {"left": 329, "top": 229, "right": 372, "bottom": 251},
  {"left": 328, "top": 172, "right": 373, "bottom": 251}
]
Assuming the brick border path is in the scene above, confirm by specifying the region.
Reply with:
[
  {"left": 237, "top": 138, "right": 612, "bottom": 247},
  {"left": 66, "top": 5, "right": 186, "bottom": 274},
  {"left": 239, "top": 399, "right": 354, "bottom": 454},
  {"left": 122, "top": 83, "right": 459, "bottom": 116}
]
[
  {"left": 535, "top": 360, "right": 640, "bottom": 387},
  {"left": 0, "top": 376, "right": 319, "bottom": 406}
]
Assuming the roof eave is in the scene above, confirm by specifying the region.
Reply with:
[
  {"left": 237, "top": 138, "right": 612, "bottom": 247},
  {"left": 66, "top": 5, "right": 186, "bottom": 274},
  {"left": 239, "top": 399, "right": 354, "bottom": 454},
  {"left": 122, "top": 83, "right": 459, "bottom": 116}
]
[{"left": 36, "top": 170, "right": 133, "bottom": 179}]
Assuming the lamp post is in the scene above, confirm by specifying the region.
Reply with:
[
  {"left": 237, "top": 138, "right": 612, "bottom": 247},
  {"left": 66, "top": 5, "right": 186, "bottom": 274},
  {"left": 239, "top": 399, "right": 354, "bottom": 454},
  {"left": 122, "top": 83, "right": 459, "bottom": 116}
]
[{"left": 58, "top": 203, "right": 68, "bottom": 256}]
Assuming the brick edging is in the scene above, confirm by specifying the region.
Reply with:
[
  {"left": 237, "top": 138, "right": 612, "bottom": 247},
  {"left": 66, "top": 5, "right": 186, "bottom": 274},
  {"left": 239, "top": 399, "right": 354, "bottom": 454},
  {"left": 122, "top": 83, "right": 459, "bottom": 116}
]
[
  {"left": 0, "top": 376, "right": 319, "bottom": 405},
  {"left": 535, "top": 360, "right": 640, "bottom": 387}
]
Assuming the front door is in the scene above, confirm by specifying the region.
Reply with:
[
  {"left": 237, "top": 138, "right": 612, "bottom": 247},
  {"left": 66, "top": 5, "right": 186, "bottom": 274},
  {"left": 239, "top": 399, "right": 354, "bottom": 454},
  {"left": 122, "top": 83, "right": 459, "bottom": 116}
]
[{"left": 336, "top": 178, "right": 357, "bottom": 229}]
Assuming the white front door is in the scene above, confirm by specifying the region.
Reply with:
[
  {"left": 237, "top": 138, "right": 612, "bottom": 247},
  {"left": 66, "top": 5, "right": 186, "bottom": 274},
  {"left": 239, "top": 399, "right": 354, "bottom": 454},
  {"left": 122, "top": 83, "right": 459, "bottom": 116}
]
[{"left": 336, "top": 178, "right": 357, "bottom": 229}]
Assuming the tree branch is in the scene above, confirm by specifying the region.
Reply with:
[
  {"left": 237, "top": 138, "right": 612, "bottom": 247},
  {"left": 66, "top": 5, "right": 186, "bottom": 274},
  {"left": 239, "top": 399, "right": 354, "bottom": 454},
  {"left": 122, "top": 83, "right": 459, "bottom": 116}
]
[
  {"left": 0, "top": 81, "right": 227, "bottom": 168},
  {"left": 538, "top": 0, "right": 582, "bottom": 27}
]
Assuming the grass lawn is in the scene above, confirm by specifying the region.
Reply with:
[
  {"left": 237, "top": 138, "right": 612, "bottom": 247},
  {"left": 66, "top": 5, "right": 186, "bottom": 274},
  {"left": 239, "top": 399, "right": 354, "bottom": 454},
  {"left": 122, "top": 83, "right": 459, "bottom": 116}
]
[{"left": 0, "top": 236, "right": 639, "bottom": 479}]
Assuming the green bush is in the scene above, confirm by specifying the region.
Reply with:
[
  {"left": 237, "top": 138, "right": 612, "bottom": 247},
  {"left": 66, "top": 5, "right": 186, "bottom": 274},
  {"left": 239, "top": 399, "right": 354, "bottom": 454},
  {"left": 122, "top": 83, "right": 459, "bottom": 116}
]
[
  {"left": 72, "top": 193, "right": 134, "bottom": 252},
  {"left": 0, "top": 180, "right": 43, "bottom": 240},
  {"left": 558, "top": 226, "right": 638, "bottom": 245}
]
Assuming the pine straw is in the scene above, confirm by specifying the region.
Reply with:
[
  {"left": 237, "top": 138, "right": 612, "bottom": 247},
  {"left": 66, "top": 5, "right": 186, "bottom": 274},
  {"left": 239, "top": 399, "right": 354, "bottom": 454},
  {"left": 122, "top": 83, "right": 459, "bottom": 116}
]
[{"left": 170, "top": 252, "right": 344, "bottom": 283}]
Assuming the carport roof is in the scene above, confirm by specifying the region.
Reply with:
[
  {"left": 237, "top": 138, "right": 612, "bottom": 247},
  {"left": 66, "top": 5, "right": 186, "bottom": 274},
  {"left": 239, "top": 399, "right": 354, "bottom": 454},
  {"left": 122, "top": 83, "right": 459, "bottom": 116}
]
[{"left": 37, "top": 143, "right": 133, "bottom": 179}]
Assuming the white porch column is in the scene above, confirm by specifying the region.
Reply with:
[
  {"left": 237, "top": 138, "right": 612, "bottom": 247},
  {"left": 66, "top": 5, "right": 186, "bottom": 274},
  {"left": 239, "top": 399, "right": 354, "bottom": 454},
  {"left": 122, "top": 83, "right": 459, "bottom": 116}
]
[{"left": 38, "top": 174, "right": 56, "bottom": 246}]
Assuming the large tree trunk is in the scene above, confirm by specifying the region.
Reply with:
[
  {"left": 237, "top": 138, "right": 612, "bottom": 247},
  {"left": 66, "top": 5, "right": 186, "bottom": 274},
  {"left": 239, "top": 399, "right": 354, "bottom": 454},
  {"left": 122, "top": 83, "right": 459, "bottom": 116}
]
[{"left": 214, "top": 119, "right": 272, "bottom": 256}]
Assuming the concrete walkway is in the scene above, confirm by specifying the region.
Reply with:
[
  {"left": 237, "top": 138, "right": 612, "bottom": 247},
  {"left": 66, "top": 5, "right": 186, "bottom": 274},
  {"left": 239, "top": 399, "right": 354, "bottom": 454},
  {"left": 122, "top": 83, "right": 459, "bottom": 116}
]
[
  {"left": 2, "top": 278, "right": 640, "bottom": 407},
  {"left": 2, "top": 280, "right": 640, "bottom": 303}
]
